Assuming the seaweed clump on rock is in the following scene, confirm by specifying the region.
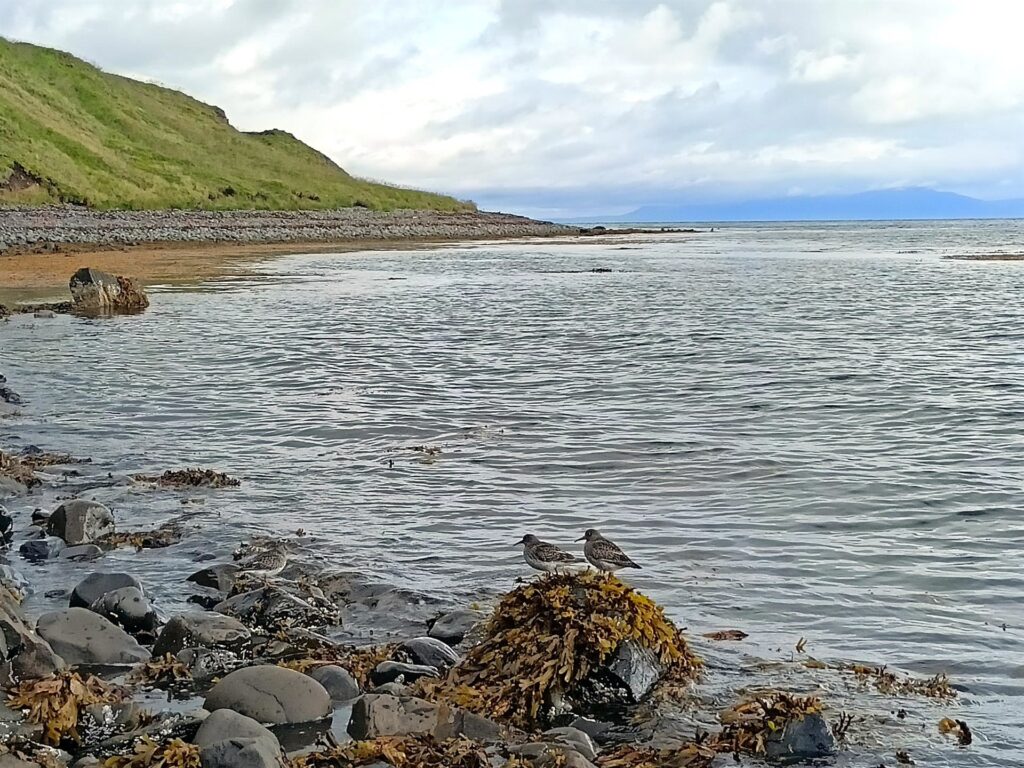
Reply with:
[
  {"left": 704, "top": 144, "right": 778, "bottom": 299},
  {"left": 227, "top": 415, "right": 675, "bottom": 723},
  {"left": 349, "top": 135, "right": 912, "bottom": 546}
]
[
  {"left": 6, "top": 671, "right": 125, "bottom": 745},
  {"left": 132, "top": 468, "right": 240, "bottom": 489},
  {"left": 292, "top": 735, "right": 525, "bottom": 768},
  {"left": 419, "top": 571, "right": 700, "bottom": 729}
]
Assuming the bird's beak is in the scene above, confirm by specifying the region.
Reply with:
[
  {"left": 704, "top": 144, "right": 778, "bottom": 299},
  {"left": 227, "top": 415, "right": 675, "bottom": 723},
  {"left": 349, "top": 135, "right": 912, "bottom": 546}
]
[{"left": 575, "top": 535, "right": 585, "bottom": 542}]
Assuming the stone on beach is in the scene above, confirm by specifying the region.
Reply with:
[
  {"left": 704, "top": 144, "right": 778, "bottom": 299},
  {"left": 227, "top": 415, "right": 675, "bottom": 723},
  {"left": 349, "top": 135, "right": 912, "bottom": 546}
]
[
  {"left": 69, "top": 267, "right": 150, "bottom": 314},
  {"left": 60, "top": 544, "right": 105, "bottom": 561},
  {"left": 89, "top": 586, "right": 159, "bottom": 637},
  {"left": 194, "top": 708, "right": 284, "bottom": 768},
  {"left": 347, "top": 693, "right": 509, "bottom": 743},
  {"left": 204, "top": 665, "right": 331, "bottom": 724},
  {"left": 153, "top": 611, "right": 251, "bottom": 656},
  {"left": 19, "top": 535, "right": 66, "bottom": 561},
  {"left": 0, "top": 583, "right": 66, "bottom": 683},
  {"left": 47, "top": 499, "right": 115, "bottom": 545},
  {"left": 309, "top": 664, "right": 360, "bottom": 702},
  {"left": 36, "top": 607, "right": 151, "bottom": 665},
  {"left": 400, "top": 636, "right": 460, "bottom": 671},
  {"left": 370, "top": 660, "right": 440, "bottom": 686},
  {"left": 70, "top": 572, "right": 141, "bottom": 608},
  {"left": 426, "top": 608, "right": 486, "bottom": 645},
  {"left": 764, "top": 712, "right": 837, "bottom": 762},
  {"left": 188, "top": 563, "right": 241, "bottom": 593}
]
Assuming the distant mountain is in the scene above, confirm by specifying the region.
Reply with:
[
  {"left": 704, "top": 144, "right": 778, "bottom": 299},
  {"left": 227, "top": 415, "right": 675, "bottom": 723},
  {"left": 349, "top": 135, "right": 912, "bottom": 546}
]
[
  {"left": 569, "top": 188, "right": 1024, "bottom": 223},
  {"left": 0, "top": 38, "right": 470, "bottom": 211}
]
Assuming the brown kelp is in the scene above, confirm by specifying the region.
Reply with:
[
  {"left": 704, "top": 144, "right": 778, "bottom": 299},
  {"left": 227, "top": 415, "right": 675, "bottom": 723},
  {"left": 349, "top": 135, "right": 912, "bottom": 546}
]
[{"left": 6, "top": 671, "right": 125, "bottom": 745}]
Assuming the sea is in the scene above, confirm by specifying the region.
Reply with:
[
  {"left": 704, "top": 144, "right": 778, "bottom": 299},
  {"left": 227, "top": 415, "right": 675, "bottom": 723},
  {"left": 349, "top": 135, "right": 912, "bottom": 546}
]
[{"left": 1, "top": 219, "right": 1022, "bottom": 765}]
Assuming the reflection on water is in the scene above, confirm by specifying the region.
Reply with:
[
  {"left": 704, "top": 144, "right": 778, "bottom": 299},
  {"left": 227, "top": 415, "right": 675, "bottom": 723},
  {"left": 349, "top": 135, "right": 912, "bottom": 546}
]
[{"left": 2, "top": 220, "right": 1023, "bottom": 766}]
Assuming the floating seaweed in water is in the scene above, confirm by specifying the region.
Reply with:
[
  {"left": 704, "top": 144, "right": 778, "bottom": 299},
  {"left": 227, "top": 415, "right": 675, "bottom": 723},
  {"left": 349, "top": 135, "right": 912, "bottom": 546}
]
[
  {"left": 19, "top": 450, "right": 90, "bottom": 470},
  {"left": 133, "top": 468, "right": 240, "bottom": 488},
  {"left": 840, "top": 664, "right": 956, "bottom": 699},
  {"left": 598, "top": 742, "right": 716, "bottom": 768},
  {"left": 416, "top": 570, "right": 700, "bottom": 729},
  {"left": 6, "top": 671, "right": 125, "bottom": 745},
  {"left": 712, "top": 691, "right": 823, "bottom": 757},
  {"left": 131, "top": 654, "right": 193, "bottom": 688},
  {"left": 100, "top": 523, "right": 184, "bottom": 551},
  {"left": 938, "top": 717, "right": 972, "bottom": 745},
  {"left": 104, "top": 737, "right": 201, "bottom": 768},
  {"left": 702, "top": 629, "right": 747, "bottom": 641},
  {"left": 291, "top": 735, "right": 527, "bottom": 768},
  {"left": 0, "top": 449, "right": 40, "bottom": 488}
]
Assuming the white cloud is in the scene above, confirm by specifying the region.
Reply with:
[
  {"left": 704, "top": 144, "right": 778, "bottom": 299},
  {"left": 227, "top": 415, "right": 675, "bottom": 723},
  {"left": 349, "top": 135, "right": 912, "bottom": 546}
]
[{"left": 2, "top": 0, "right": 1024, "bottom": 215}]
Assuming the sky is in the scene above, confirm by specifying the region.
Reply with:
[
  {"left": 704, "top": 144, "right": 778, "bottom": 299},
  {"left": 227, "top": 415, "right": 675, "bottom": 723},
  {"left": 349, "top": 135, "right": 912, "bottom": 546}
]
[{"left": 3, "top": 0, "right": 1024, "bottom": 218}]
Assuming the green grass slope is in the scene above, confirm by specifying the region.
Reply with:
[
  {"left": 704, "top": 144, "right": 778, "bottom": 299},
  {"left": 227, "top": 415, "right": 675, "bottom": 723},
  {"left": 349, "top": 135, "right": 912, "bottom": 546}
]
[{"left": 0, "top": 38, "right": 472, "bottom": 211}]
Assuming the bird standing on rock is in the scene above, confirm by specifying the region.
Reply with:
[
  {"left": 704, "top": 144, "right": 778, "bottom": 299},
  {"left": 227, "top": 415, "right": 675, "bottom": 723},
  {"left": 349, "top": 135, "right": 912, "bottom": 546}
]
[
  {"left": 578, "top": 529, "right": 641, "bottom": 574},
  {"left": 0, "top": 505, "right": 12, "bottom": 548},
  {"left": 238, "top": 541, "right": 288, "bottom": 582},
  {"left": 515, "top": 534, "right": 582, "bottom": 573}
]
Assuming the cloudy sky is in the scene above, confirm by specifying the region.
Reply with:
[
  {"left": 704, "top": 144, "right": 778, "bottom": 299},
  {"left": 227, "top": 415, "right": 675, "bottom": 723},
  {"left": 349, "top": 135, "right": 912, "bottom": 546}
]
[{"left": 3, "top": 0, "right": 1023, "bottom": 217}]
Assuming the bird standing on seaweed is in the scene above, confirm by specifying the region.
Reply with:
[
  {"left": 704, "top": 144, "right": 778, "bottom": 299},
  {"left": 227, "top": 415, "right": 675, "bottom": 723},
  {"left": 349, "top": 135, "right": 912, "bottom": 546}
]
[{"left": 578, "top": 528, "right": 641, "bottom": 574}]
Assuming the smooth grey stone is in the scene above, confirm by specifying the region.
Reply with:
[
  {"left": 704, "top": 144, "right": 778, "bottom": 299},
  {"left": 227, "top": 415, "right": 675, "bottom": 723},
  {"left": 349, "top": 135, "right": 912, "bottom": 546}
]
[
  {"left": 188, "top": 563, "right": 240, "bottom": 593},
  {"left": 199, "top": 739, "right": 283, "bottom": 768},
  {"left": 765, "top": 713, "right": 837, "bottom": 763},
  {"left": 427, "top": 608, "right": 485, "bottom": 644},
  {"left": 70, "top": 572, "right": 141, "bottom": 608},
  {"left": 60, "top": 544, "right": 104, "bottom": 561},
  {"left": 194, "top": 709, "right": 280, "bottom": 753},
  {"left": 204, "top": 665, "right": 330, "bottom": 724},
  {"left": 347, "top": 694, "right": 439, "bottom": 740},
  {"left": 606, "top": 640, "right": 663, "bottom": 702},
  {"left": 309, "top": 664, "right": 360, "bottom": 702},
  {"left": 36, "top": 607, "right": 150, "bottom": 665},
  {"left": 154, "top": 611, "right": 250, "bottom": 656},
  {"left": 542, "top": 727, "right": 599, "bottom": 761},
  {"left": 47, "top": 500, "right": 114, "bottom": 545}
]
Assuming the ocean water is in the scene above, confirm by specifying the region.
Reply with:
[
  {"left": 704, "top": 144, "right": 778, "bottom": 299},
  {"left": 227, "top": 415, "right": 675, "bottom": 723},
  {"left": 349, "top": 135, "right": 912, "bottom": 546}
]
[{"left": 2, "top": 220, "right": 1023, "bottom": 765}]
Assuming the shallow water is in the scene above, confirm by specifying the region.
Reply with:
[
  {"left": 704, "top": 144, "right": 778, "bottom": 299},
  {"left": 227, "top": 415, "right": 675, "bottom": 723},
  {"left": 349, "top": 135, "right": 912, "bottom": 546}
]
[{"left": 2, "top": 219, "right": 1023, "bottom": 765}]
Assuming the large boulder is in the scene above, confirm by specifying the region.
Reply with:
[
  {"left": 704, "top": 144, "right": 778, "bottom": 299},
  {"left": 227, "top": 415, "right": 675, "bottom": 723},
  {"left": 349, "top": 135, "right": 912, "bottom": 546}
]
[
  {"left": 204, "top": 665, "right": 330, "bottom": 724},
  {"left": 70, "top": 572, "right": 141, "bottom": 608},
  {"left": 0, "top": 584, "right": 66, "bottom": 683},
  {"left": 36, "top": 608, "right": 150, "bottom": 665},
  {"left": 89, "top": 587, "right": 159, "bottom": 638},
  {"left": 347, "top": 693, "right": 507, "bottom": 744},
  {"left": 199, "top": 739, "right": 283, "bottom": 768},
  {"left": 47, "top": 500, "right": 115, "bottom": 545},
  {"left": 194, "top": 709, "right": 281, "bottom": 755},
  {"left": 69, "top": 268, "right": 149, "bottom": 314},
  {"left": 153, "top": 612, "right": 250, "bottom": 656}
]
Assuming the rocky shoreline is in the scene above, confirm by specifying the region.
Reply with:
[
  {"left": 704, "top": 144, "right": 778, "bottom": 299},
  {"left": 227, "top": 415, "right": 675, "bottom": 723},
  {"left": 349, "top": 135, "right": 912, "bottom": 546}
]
[
  {"left": 0, "top": 338, "right": 974, "bottom": 767},
  {"left": 0, "top": 207, "right": 578, "bottom": 253}
]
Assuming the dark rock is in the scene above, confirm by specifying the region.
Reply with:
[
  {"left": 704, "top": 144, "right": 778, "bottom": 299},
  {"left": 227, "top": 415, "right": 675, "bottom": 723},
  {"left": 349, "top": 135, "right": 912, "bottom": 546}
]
[
  {"left": 427, "top": 609, "right": 485, "bottom": 644},
  {"left": 70, "top": 572, "right": 141, "bottom": 608},
  {"left": 36, "top": 608, "right": 150, "bottom": 665},
  {"left": 371, "top": 661, "right": 439, "bottom": 686},
  {"left": 69, "top": 268, "right": 149, "bottom": 314},
  {"left": 0, "top": 505, "right": 12, "bottom": 547},
  {"left": 188, "top": 564, "right": 240, "bottom": 593},
  {"left": 214, "top": 584, "right": 339, "bottom": 631},
  {"left": 400, "top": 636, "right": 459, "bottom": 670},
  {"left": 47, "top": 500, "right": 115, "bottom": 545},
  {"left": 309, "top": 664, "right": 360, "bottom": 702},
  {"left": 765, "top": 713, "right": 837, "bottom": 763},
  {"left": 205, "top": 665, "right": 331, "bottom": 724},
  {"left": 605, "top": 640, "right": 663, "bottom": 702},
  {"left": 176, "top": 647, "right": 239, "bottom": 681},
  {"left": 89, "top": 586, "right": 159, "bottom": 637},
  {"left": 153, "top": 612, "right": 251, "bottom": 656},
  {"left": 19, "top": 536, "right": 66, "bottom": 561},
  {"left": 60, "top": 544, "right": 105, "bottom": 561},
  {"left": 0, "top": 584, "right": 66, "bottom": 683},
  {"left": 0, "top": 387, "right": 22, "bottom": 405}
]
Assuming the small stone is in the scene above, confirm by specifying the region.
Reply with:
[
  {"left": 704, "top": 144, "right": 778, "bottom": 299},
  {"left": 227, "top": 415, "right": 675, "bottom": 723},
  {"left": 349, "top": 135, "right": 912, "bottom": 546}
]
[
  {"left": 427, "top": 609, "right": 485, "bottom": 644},
  {"left": 187, "top": 564, "right": 240, "bottom": 593},
  {"left": 89, "top": 586, "right": 159, "bottom": 636},
  {"left": 154, "top": 612, "right": 250, "bottom": 656},
  {"left": 370, "top": 661, "right": 439, "bottom": 686},
  {"left": 348, "top": 694, "right": 440, "bottom": 740},
  {"left": 33, "top": 310, "right": 56, "bottom": 319},
  {"left": 765, "top": 713, "right": 837, "bottom": 762},
  {"left": 176, "top": 647, "right": 238, "bottom": 681},
  {"left": 400, "top": 636, "right": 460, "bottom": 670},
  {"left": 47, "top": 500, "right": 115, "bottom": 545},
  {"left": 19, "top": 536, "right": 66, "bottom": 561},
  {"left": 60, "top": 544, "right": 105, "bottom": 561},
  {"left": 70, "top": 572, "right": 142, "bottom": 608},
  {"left": 310, "top": 664, "right": 360, "bottom": 702},
  {"left": 194, "top": 709, "right": 281, "bottom": 753}
]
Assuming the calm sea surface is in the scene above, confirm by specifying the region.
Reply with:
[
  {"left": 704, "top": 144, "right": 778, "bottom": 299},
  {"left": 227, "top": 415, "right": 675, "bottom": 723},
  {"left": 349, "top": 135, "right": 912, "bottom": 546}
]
[{"left": 2, "top": 220, "right": 1023, "bottom": 765}]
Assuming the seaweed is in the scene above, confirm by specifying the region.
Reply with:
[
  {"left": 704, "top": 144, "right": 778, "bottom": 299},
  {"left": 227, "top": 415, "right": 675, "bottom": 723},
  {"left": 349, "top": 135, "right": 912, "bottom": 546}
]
[
  {"left": 0, "top": 737, "right": 66, "bottom": 768},
  {"left": 103, "top": 738, "right": 201, "bottom": 768},
  {"left": 291, "top": 735, "right": 528, "bottom": 768},
  {"left": 277, "top": 643, "right": 397, "bottom": 689},
  {"left": 416, "top": 571, "right": 700, "bottom": 728},
  {"left": 100, "top": 523, "right": 183, "bottom": 551},
  {"left": 598, "top": 743, "right": 716, "bottom": 768},
  {"left": 702, "top": 630, "right": 747, "bottom": 641},
  {"left": 711, "top": 692, "right": 823, "bottom": 757},
  {"left": 131, "top": 654, "right": 193, "bottom": 687},
  {"left": 6, "top": 671, "right": 125, "bottom": 745},
  {"left": 0, "top": 449, "right": 40, "bottom": 488},
  {"left": 133, "top": 468, "right": 240, "bottom": 488},
  {"left": 840, "top": 664, "right": 956, "bottom": 699}
]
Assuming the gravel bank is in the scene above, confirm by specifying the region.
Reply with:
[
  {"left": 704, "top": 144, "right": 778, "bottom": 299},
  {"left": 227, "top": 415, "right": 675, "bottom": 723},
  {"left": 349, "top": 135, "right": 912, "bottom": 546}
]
[{"left": 0, "top": 206, "right": 578, "bottom": 250}]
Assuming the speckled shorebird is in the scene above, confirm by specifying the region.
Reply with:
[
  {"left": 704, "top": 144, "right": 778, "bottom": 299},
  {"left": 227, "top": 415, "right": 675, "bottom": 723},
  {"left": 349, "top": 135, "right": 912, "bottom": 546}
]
[
  {"left": 515, "top": 534, "right": 582, "bottom": 573},
  {"left": 0, "top": 505, "right": 12, "bottom": 548},
  {"left": 577, "top": 529, "right": 641, "bottom": 574},
  {"left": 238, "top": 541, "right": 288, "bottom": 582}
]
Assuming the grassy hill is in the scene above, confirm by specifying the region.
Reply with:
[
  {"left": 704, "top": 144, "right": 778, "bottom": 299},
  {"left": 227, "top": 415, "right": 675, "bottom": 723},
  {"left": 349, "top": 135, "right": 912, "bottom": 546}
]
[{"left": 0, "top": 38, "right": 471, "bottom": 211}]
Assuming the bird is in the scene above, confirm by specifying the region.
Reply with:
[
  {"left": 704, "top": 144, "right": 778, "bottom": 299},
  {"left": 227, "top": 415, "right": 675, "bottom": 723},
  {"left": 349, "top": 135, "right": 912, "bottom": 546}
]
[
  {"left": 238, "top": 541, "right": 288, "bottom": 582},
  {"left": 577, "top": 529, "right": 641, "bottom": 574},
  {"left": 0, "top": 505, "right": 12, "bottom": 548},
  {"left": 515, "top": 534, "right": 582, "bottom": 573}
]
